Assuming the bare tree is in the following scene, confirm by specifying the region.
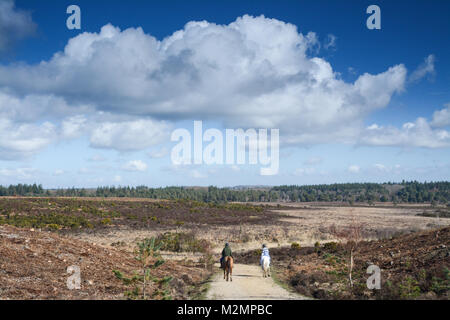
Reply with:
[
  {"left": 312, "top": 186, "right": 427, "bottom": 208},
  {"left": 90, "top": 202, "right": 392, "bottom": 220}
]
[{"left": 329, "top": 218, "right": 365, "bottom": 288}]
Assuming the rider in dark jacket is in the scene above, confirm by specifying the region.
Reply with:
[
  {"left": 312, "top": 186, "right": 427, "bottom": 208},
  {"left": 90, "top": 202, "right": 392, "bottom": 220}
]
[{"left": 220, "top": 242, "right": 233, "bottom": 267}]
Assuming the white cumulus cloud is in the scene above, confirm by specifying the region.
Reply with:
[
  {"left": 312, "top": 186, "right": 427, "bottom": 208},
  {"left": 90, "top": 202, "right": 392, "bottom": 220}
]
[
  {"left": 122, "top": 160, "right": 148, "bottom": 172},
  {"left": 0, "top": 16, "right": 408, "bottom": 152},
  {"left": 361, "top": 117, "right": 450, "bottom": 148},
  {"left": 0, "top": 167, "right": 37, "bottom": 179},
  {"left": 348, "top": 165, "right": 360, "bottom": 173},
  {"left": 0, "top": 119, "right": 56, "bottom": 159},
  {"left": 4, "top": 15, "right": 448, "bottom": 161},
  {"left": 431, "top": 103, "right": 450, "bottom": 128},
  {"left": 90, "top": 119, "right": 171, "bottom": 151}
]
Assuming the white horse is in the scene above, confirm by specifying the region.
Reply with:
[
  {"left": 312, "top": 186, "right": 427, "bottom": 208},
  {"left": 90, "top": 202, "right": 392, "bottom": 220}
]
[{"left": 261, "top": 256, "right": 271, "bottom": 278}]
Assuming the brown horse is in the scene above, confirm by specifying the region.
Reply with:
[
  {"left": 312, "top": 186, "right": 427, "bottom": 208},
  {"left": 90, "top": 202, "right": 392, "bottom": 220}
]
[{"left": 223, "top": 256, "right": 233, "bottom": 281}]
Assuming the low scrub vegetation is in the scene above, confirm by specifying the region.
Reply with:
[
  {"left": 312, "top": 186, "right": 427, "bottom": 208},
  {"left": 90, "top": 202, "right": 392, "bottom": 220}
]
[
  {"left": 155, "top": 232, "right": 209, "bottom": 253},
  {"left": 417, "top": 209, "right": 450, "bottom": 218},
  {"left": 236, "top": 227, "right": 449, "bottom": 300},
  {"left": 0, "top": 211, "right": 93, "bottom": 230},
  {"left": 0, "top": 198, "right": 278, "bottom": 232},
  {"left": 155, "top": 232, "right": 215, "bottom": 270}
]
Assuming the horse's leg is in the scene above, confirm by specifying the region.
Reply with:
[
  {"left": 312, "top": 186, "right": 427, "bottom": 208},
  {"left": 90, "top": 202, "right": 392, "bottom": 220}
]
[
  {"left": 230, "top": 267, "right": 232, "bottom": 282},
  {"left": 262, "top": 259, "right": 266, "bottom": 277}
]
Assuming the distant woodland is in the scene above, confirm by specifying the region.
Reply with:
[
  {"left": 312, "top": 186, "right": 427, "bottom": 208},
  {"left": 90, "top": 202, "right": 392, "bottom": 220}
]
[{"left": 1, "top": 181, "right": 449, "bottom": 204}]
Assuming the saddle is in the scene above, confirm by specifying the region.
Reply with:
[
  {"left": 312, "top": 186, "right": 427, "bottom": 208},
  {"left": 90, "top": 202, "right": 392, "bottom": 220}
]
[{"left": 221, "top": 256, "right": 232, "bottom": 269}]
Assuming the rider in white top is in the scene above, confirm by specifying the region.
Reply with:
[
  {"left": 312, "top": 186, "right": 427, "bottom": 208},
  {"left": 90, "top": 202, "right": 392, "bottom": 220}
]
[{"left": 260, "top": 244, "right": 271, "bottom": 265}]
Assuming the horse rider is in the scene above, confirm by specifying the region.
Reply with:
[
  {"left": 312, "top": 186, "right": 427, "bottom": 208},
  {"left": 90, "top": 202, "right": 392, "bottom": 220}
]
[
  {"left": 220, "top": 242, "right": 233, "bottom": 268},
  {"left": 260, "top": 243, "right": 271, "bottom": 266}
]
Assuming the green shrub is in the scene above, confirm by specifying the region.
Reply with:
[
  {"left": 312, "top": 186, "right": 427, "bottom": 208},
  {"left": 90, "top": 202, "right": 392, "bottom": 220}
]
[
  {"left": 154, "top": 232, "right": 210, "bottom": 253},
  {"left": 291, "top": 242, "right": 301, "bottom": 249},
  {"left": 253, "top": 249, "right": 263, "bottom": 256},
  {"left": 47, "top": 223, "right": 61, "bottom": 230},
  {"left": 323, "top": 241, "right": 339, "bottom": 252},
  {"left": 398, "top": 276, "right": 421, "bottom": 299},
  {"left": 101, "top": 218, "right": 112, "bottom": 225},
  {"left": 431, "top": 267, "right": 450, "bottom": 295}
]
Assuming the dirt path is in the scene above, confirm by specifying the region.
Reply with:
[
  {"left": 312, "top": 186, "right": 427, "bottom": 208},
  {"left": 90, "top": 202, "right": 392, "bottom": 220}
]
[{"left": 205, "top": 263, "right": 308, "bottom": 300}]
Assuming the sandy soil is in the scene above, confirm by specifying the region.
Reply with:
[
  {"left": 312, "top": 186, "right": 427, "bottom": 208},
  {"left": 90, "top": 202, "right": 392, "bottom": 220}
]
[{"left": 205, "top": 263, "right": 308, "bottom": 300}]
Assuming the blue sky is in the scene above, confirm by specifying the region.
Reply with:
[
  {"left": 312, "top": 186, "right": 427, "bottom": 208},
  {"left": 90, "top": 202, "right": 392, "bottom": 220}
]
[{"left": 0, "top": 0, "right": 449, "bottom": 188}]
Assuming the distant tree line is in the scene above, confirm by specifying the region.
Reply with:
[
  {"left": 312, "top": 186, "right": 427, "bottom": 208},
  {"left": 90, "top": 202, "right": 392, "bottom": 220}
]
[
  {"left": 270, "top": 181, "right": 449, "bottom": 204},
  {"left": 0, "top": 184, "right": 46, "bottom": 196},
  {"left": 0, "top": 181, "right": 448, "bottom": 204}
]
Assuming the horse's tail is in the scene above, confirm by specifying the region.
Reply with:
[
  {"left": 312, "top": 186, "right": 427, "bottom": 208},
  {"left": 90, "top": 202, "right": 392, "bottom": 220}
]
[
  {"left": 262, "top": 256, "right": 270, "bottom": 271},
  {"left": 224, "top": 256, "right": 232, "bottom": 269},
  {"left": 227, "top": 256, "right": 233, "bottom": 268}
]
